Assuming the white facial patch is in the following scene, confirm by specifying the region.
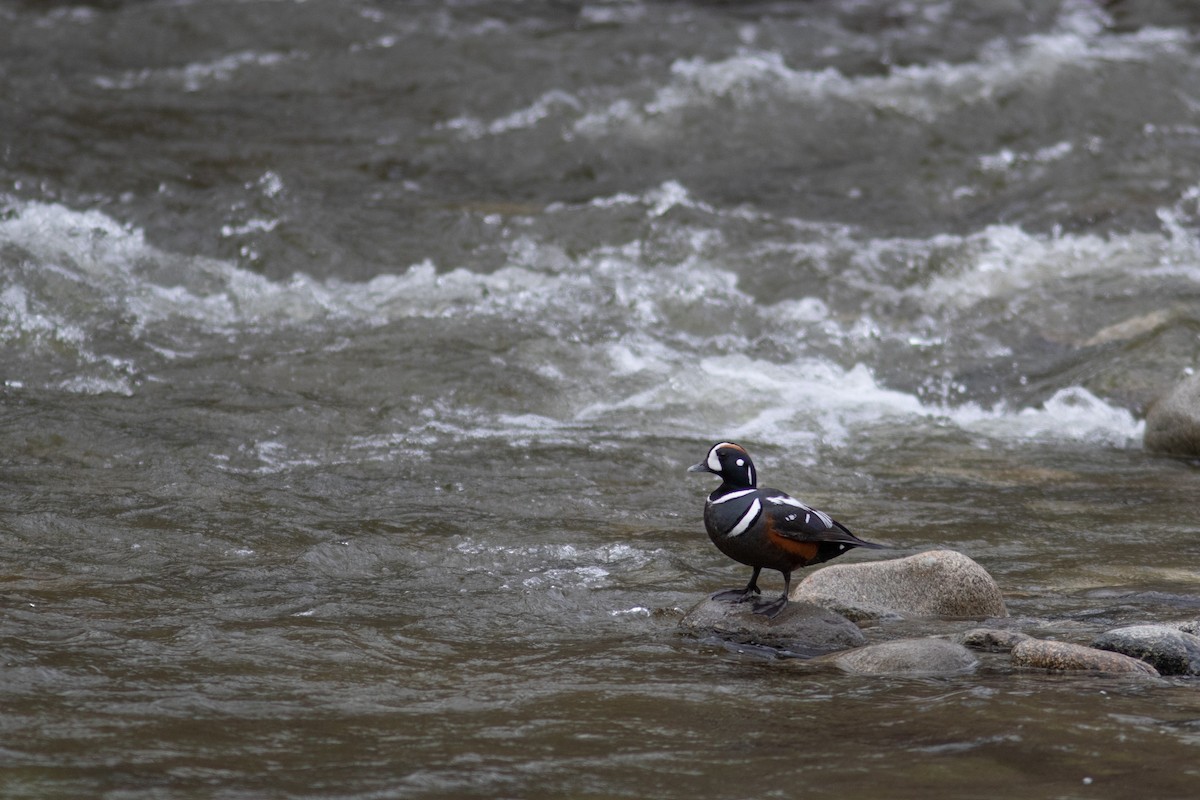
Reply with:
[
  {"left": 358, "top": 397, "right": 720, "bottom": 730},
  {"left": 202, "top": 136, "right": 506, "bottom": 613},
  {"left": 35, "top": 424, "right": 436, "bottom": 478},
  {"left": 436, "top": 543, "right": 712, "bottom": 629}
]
[{"left": 706, "top": 441, "right": 738, "bottom": 471}]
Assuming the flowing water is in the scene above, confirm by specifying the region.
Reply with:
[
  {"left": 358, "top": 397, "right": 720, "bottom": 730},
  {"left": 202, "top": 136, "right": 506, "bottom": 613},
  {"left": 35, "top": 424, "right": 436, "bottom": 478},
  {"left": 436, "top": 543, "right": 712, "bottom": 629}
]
[{"left": 3, "top": 0, "right": 1200, "bottom": 797}]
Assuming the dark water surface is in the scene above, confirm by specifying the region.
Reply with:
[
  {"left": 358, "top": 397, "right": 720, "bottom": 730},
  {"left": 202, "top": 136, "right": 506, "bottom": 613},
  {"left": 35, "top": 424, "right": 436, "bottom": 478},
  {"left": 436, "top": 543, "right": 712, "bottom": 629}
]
[{"left": 3, "top": 0, "right": 1200, "bottom": 797}]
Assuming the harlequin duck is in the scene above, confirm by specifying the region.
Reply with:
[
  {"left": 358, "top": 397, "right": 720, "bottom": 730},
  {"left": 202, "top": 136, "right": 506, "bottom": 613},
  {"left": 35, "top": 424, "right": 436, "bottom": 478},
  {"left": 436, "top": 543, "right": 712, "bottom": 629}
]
[{"left": 688, "top": 441, "right": 885, "bottom": 618}]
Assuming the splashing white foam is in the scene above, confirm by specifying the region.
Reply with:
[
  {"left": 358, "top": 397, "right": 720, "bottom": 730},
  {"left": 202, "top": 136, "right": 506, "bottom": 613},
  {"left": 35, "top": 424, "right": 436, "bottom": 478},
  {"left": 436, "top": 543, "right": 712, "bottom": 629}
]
[
  {"left": 574, "top": 345, "right": 1144, "bottom": 450},
  {"left": 575, "top": 7, "right": 1188, "bottom": 136},
  {"left": 0, "top": 195, "right": 1165, "bottom": 444}
]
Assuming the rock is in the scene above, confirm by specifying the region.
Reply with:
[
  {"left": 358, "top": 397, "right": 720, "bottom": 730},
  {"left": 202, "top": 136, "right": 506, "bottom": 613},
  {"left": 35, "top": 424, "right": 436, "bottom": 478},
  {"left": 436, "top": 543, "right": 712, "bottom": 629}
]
[
  {"left": 960, "top": 628, "right": 1032, "bottom": 652},
  {"left": 1011, "top": 639, "right": 1160, "bottom": 676},
  {"left": 1172, "top": 619, "right": 1200, "bottom": 636},
  {"left": 825, "top": 638, "right": 978, "bottom": 676},
  {"left": 1144, "top": 373, "right": 1200, "bottom": 456},
  {"left": 1082, "top": 309, "right": 1173, "bottom": 347},
  {"left": 678, "top": 597, "right": 865, "bottom": 654},
  {"left": 1091, "top": 625, "right": 1200, "bottom": 676},
  {"left": 792, "top": 549, "right": 1007, "bottom": 621}
]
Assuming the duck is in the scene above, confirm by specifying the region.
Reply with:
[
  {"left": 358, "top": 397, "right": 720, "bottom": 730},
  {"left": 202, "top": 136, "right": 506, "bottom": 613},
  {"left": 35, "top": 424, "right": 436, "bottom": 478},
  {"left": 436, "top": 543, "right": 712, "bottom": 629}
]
[{"left": 688, "top": 441, "right": 885, "bottom": 618}]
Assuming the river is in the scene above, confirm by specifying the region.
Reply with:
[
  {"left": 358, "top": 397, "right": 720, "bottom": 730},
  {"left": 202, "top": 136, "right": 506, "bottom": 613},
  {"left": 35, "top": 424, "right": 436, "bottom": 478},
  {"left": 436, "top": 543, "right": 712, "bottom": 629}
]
[{"left": 2, "top": 0, "right": 1199, "bottom": 797}]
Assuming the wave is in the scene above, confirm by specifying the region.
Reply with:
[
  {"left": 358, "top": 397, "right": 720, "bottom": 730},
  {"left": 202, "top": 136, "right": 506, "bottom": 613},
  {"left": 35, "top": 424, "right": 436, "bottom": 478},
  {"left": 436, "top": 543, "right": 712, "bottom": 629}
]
[
  {"left": 427, "top": 7, "right": 1186, "bottom": 142},
  {"left": 94, "top": 50, "right": 296, "bottom": 93},
  {"left": 0, "top": 192, "right": 1165, "bottom": 448},
  {"left": 570, "top": 347, "right": 1144, "bottom": 451}
]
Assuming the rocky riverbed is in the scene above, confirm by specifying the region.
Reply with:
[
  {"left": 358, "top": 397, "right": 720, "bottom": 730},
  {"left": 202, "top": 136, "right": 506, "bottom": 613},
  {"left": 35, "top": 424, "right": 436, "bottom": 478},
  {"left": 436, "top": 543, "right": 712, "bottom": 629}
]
[{"left": 681, "top": 550, "right": 1200, "bottom": 679}]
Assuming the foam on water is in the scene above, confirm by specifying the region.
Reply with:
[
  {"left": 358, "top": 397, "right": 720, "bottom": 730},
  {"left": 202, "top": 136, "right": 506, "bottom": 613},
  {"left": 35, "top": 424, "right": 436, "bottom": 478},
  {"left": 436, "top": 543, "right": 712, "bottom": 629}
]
[
  {"left": 978, "top": 140, "right": 1076, "bottom": 174},
  {"left": 94, "top": 50, "right": 296, "bottom": 92},
  {"left": 982, "top": 386, "right": 1146, "bottom": 446},
  {"left": 408, "top": 4, "right": 1194, "bottom": 144},
  {"left": 0, "top": 194, "right": 1164, "bottom": 447},
  {"left": 0, "top": 201, "right": 528, "bottom": 332},
  {"left": 904, "top": 225, "right": 1166, "bottom": 312},
  {"left": 449, "top": 538, "right": 661, "bottom": 594},
  {"left": 572, "top": 5, "right": 1192, "bottom": 136},
  {"left": 0, "top": 279, "right": 138, "bottom": 395},
  {"left": 9, "top": 181, "right": 1188, "bottom": 332},
  {"left": 441, "top": 90, "right": 583, "bottom": 140},
  {"left": 574, "top": 345, "right": 1145, "bottom": 451}
]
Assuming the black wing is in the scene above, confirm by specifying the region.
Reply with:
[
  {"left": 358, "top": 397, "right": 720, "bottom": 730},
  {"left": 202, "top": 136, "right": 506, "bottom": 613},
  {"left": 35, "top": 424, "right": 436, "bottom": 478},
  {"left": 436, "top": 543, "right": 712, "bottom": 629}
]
[{"left": 759, "top": 489, "right": 885, "bottom": 549}]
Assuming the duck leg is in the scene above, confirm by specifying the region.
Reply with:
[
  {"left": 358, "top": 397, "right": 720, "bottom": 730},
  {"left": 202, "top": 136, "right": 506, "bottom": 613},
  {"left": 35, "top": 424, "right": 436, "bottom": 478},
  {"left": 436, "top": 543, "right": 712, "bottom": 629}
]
[
  {"left": 711, "top": 567, "right": 762, "bottom": 603},
  {"left": 752, "top": 570, "right": 791, "bottom": 618}
]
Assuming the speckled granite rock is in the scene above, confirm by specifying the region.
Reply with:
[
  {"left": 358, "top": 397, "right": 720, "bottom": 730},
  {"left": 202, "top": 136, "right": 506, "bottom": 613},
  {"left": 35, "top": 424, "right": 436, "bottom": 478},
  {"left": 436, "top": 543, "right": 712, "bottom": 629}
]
[
  {"left": 1144, "top": 373, "right": 1200, "bottom": 456},
  {"left": 1092, "top": 625, "right": 1200, "bottom": 676},
  {"left": 792, "top": 550, "right": 1007, "bottom": 621},
  {"left": 678, "top": 597, "right": 865, "bottom": 654},
  {"left": 826, "top": 638, "right": 979, "bottom": 676},
  {"left": 1171, "top": 619, "right": 1200, "bottom": 636},
  {"left": 1011, "top": 639, "right": 1159, "bottom": 676},
  {"left": 960, "top": 628, "right": 1033, "bottom": 652}
]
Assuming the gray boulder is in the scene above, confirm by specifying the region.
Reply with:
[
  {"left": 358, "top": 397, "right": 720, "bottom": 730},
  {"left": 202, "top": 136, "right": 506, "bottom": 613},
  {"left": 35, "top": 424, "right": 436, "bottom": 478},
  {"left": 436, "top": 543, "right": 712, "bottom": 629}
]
[
  {"left": 792, "top": 549, "right": 1007, "bottom": 621},
  {"left": 678, "top": 597, "right": 865, "bottom": 654},
  {"left": 1011, "top": 639, "right": 1160, "bottom": 676},
  {"left": 825, "top": 637, "right": 979, "bottom": 676},
  {"left": 1144, "top": 373, "right": 1200, "bottom": 456},
  {"left": 1092, "top": 624, "right": 1200, "bottom": 676}
]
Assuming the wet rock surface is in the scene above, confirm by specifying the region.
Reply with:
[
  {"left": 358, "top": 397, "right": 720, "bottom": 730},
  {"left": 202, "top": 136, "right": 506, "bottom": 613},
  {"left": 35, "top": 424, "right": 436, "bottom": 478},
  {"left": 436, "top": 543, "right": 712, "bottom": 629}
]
[
  {"left": 678, "top": 597, "right": 866, "bottom": 654},
  {"left": 792, "top": 550, "right": 1008, "bottom": 621},
  {"left": 1143, "top": 373, "right": 1200, "bottom": 456},
  {"left": 680, "top": 552, "right": 1196, "bottom": 683},
  {"left": 824, "top": 638, "right": 979, "bottom": 676},
  {"left": 1092, "top": 625, "right": 1200, "bottom": 676},
  {"left": 1011, "top": 639, "right": 1160, "bottom": 676}
]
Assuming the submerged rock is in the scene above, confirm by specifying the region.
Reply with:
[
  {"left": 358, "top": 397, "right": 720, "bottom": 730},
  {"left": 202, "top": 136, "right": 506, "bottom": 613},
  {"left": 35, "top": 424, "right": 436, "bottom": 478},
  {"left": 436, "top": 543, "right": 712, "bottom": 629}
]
[
  {"left": 1092, "top": 625, "right": 1200, "bottom": 676},
  {"left": 960, "top": 628, "right": 1032, "bottom": 652},
  {"left": 678, "top": 597, "right": 865, "bottom": 654},
  {"left": 792, "top": 549, "right": 1007, "bottom": 621},
  {"left": 825, "top": 637, "right": 978, "bottom": 676},
  {"left": 1143, "top": 373, "right": 1200, "bottom": 456},
  {"left": 1011, "top": 639, "right": 1159, "bottom": 676}
]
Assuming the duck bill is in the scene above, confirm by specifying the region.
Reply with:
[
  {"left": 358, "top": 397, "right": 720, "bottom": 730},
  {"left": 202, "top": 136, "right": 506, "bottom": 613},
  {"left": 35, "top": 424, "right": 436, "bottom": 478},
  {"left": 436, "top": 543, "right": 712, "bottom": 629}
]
[{"left": 687, "top": 461, "right": 712, "bottom": 474}]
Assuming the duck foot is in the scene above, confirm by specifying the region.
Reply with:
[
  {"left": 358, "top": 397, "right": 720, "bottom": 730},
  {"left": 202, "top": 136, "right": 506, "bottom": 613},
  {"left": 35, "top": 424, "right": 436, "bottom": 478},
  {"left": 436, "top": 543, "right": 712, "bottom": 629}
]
[
  {"left": 712, "top": 567, "right": 762, "bottom": 604},
  {"left": 752, "top": 595, "right": 788, "bottom": 619},
  {"left": 711, "top": 586, "right": 760, "bottom": 603}
]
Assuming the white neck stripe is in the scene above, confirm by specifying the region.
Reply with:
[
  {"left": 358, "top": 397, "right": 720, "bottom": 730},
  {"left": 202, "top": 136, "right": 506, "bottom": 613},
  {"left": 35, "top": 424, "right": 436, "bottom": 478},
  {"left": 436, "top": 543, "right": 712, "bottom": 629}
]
[{"left": 711, "top": 488, "right": 757, "bottom": 504}]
